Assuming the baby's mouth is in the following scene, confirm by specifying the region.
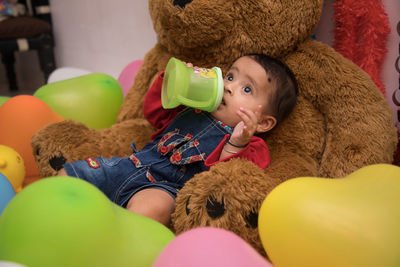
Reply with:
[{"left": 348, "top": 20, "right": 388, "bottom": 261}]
[{"left": 221, "top": 98, "right": 226, "bottom": 106}]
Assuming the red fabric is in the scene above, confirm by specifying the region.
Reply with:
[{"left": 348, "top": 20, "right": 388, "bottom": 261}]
[
  {"left": 333, "top": 0, "right": 390, "bottom": 95},
  {"left": 205, "top": 135, "right": 270, "bottom": 170},
  {"left": 143, "top": 71, "right": 184, "bottom": 139},
  {"left": 143, "top": 71, "right": 271, "bottom": 169}
]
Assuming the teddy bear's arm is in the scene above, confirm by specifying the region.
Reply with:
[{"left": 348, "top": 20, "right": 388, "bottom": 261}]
[{"left": 286, "top": 40, "right": 397, "bottom": 177}]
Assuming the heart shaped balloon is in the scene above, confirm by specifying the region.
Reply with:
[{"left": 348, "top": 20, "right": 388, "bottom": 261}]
[
  {"left": 259, "top": 164, "right": 400, "bottom": 267},
  {"left": 153, "top": 227, "right": 273, "bottom": 267},
  {"left": 0, "top": 177, "right": 175, "bottom": 267},
  {"left": 0, "top": 95, "right": 64, "bottom": 187},
  {"left": 34, "top": 73, "right": 123, "bottom": 129}
]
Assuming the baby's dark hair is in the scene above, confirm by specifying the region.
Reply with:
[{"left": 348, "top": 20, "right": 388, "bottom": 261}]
[{"left": 247, "top": 54, "right": 298, "bottom": 124}]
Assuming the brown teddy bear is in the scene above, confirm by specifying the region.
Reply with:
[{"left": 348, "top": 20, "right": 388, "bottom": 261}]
[{"left": 31, "top": 0, "right": 397, "bottom": 256}]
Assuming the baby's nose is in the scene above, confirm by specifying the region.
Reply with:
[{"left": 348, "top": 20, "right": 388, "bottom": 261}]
[{"left": 224, "top": 84, "right": 233, "bottom": 95}]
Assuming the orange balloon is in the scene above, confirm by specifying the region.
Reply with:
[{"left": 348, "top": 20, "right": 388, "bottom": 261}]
[{"left": 0, "top": 95, "right": 63, "bottom": 185}]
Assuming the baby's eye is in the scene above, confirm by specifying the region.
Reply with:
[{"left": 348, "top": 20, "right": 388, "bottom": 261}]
[
  {"left": 243, "top": 86, "right": 252, "bottom": 94},
  {"left": 226, "top": 74, "right": 233, "bottom": 81}
]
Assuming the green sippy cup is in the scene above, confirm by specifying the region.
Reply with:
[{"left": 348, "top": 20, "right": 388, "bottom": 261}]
[{"left": 161, "top": 57, "right": 224, "bottom": 112}]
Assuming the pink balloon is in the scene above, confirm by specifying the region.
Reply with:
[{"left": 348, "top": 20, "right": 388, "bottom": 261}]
[
  {"left": 153, "top": 227, "right": 273, "bottom": 267},
  {"left": 117, "top": 60, "right": 143, "bottom": 96}
]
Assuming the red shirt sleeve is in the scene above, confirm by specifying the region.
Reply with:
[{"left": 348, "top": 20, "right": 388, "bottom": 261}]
[
  {"left": 143, "top": 71, "right": 184, "bottom": 139},
  {"left": 205, "top": 135, "right": 270, "bottom": 170}
]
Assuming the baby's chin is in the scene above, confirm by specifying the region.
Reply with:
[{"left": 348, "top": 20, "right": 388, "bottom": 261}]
[
  {"left": 210, "top": 108, "right": 237, "bottom": 128},
  {"left": 210, "top": 108, "right": 223, "bottom": 121}
]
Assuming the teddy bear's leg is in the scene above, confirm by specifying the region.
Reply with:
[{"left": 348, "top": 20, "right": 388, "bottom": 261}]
[{"left": 172, "top": 159, "right": 276, "bottom": 257}]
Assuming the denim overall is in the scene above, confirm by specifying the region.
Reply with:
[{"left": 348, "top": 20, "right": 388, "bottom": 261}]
[{"left": 63, "top": 108, "right": 232, "bottom": 207}]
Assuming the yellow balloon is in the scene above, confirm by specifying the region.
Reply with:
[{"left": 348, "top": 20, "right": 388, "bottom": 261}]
[
  {"left": 0, "top": 145, "right": 25, "bottom": 193},
  {"left": 259, "top": 164, "right": 400, "bottom": 267}
]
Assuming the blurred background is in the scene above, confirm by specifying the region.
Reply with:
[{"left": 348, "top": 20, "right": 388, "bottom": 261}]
[{"left": 0, "top": 0, "right": 156, "bottom": 95}]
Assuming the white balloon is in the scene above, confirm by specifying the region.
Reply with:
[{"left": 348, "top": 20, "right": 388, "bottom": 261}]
[{"left": 47, "top": 67, "right": 92, "bottom": 84}]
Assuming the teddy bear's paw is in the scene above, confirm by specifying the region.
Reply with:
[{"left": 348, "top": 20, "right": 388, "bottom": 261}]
[
  {"left": 31, "top": 120, "right": 103, "bottom": 178},
  {"left": 172, "top": 159, "right": 272, "bottom": 256}
]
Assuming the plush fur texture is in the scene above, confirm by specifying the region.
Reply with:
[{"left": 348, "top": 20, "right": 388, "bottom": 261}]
[{"left": 31, "top": 0, "right": 398, "bottom": 256}]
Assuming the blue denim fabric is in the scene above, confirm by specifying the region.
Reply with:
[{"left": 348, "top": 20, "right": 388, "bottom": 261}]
[{"left": 64, "top": 108, "right": 232, "bottom": 207}]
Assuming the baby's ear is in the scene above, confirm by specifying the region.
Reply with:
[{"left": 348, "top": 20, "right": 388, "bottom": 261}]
[{"left": 256, "top": 115, "right": 276, "bottom": 133}]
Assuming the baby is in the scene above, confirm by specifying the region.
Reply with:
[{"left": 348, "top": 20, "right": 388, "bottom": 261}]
[{"left": 58, "top": 54, "right": 298, "bottom": 226}]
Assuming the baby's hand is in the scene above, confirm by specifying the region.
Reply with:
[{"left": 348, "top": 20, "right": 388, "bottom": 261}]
[
  {"left": 230, "top": 105, "right": 262, "bottom": 147},
  {"left": 184, "top": 62, "right": 194, "bottom": 68}
]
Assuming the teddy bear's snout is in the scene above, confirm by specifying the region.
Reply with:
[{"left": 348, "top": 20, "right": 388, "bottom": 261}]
[
  {"left": 173, "top": 0, "right": 193, "bottom": 8},
  {"left": 49, "top": 155, "right": 67, "bottom": 171}
]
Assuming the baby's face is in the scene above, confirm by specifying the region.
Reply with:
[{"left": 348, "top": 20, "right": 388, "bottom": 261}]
[{"left": 211, "top": 56, "right": 274, "bottom": 127}]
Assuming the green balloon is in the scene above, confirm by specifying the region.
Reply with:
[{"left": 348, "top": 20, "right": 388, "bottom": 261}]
[
  {"left": 0, "top": 96, "right": 10, "bottom": 107},
  {"left": 0, "top": 177, "right": 175, "bottom": 267},
  {"left": 34, "top": 73, "right": 123, "bottom": 129}
]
